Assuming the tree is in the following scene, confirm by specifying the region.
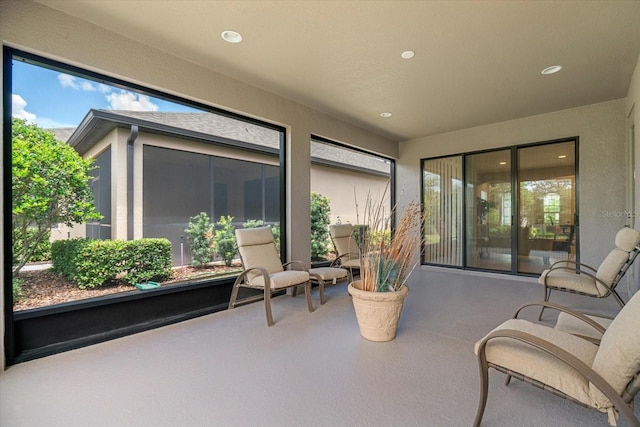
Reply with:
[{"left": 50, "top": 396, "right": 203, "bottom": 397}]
[
  {"left": 213, "top": 215, "right": 237, "bottom": 266},
  {"left": 185, "top": 212, "right": 214, "bottom": 268},
  {"left": 12, "top": 118, "right": 101, "bottom": 274},
  {"left": 311, "top": 192, "right": 331, "bottom": 260}
]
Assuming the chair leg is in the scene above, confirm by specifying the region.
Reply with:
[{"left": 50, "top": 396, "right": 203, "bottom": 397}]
[
  {"left": 319, "top": 279, "right": 326, "bottom": 305},
  {"left": 228, "top": 277, "right": 241, "bottom": 309},
  {"left": 264, "top": 286, "right": 274, "bottom": 327},
  {"left": 504, "top": 375, "right": 511, "bottom": 386},
  {"left": 473, "top": 356, "right": 490, "bottom": 427},
  {"left": 304, "top": 280, "right": 314, "bottom": 313}
]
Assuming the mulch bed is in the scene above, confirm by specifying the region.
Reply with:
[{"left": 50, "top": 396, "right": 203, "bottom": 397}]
[{"left": 13, "top": 263, "right": 243, "bottom": 311}]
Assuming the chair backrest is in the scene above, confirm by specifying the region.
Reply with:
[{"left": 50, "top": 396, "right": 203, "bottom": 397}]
[
  {"left": 235, "top": 227, "right": 283, "bottom": 282},
  {"left": 329, "top": 224, "right": 360, "bottom": 261},
  {"left": 595, "top": 228, "right": 640, "bottom": 294},
  {"left": 590, "top": 289, "right": 640, "bottom": 408}
]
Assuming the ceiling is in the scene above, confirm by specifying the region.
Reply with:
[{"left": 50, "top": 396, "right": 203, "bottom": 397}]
[{"left": 36, "top": 0, "right": 640, "bottom": 142}]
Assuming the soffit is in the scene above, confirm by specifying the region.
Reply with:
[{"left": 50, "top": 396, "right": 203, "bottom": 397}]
[{"left": 35, "top": 0, "right": 640, "bottom": 142}]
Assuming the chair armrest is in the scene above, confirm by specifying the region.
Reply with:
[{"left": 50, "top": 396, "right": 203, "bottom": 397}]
[
  {"left": 476, "top": 329, "right": 639, "bottom": 426},
  {"left": 548, "top": 260, "right": 598, "bottom": 274},
  {"left": 330, "top": 253, "right": 360, "bottom": 267},
  {"left": 234, "top": 266, "right": 271, "bottom": 291},
  {"left": 283, "top": 260, "right": 308, "bottom": 272},
  {"left": 512, "top": 301, "right": 607, "bottom": 335}
]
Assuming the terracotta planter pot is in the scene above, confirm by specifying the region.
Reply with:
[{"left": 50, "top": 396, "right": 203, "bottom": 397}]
[{"left": 347, "top": 280, "right": 409, "bottom": 342}]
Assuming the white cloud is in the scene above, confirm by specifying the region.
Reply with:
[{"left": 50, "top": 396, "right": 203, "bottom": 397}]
[
  {"left": 58, "top": 73, "right": 98, "bottom": 92},
  {"left": 12, "top": 94, "right": 37, "bottom": 122},
  {"left": 80, "top": 81, "right": 96, "bottom": 91},
  {"left": 106, "top": 91, "right": 159, "bottom": 111},
  {"left": 97, "top": 83, "right": 112, "bottom": 94}
]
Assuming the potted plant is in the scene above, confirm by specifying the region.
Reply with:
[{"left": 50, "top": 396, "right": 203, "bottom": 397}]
[{"left": 347, "top": 190, "right": 423, "bottom": 342}]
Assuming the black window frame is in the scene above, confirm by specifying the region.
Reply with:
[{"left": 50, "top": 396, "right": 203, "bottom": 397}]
[{"left": 3, "top": 47, "right": 287, "bottom": 365}]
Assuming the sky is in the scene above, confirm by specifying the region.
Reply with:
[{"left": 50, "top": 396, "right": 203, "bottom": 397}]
[{"left": 11, "top": 59, "right": 198, "bottom": 129}]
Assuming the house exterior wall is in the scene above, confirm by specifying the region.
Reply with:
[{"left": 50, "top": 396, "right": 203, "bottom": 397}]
[
  {"left": 311, "top": 164, "right": 389, "bottom": 225},
  {"left": 76, "top": 129, "right": 387, "bottom": 258},
  {"left": 398, "top": 99, "right": 628, "bottom": 271}
]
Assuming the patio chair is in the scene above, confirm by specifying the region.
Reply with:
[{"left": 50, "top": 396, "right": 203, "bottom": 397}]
[
  {"left": 228, "top": 227, "right": 313, "bottom": 326},
  {"left": 329, "top": 223, "right": 361, "bottom": 281},
  {"left": 473, "top": 291, "right": 640, "bottom": 427},
  {"left": 537, "top": 227, "right": 640, "bottom": 320}
]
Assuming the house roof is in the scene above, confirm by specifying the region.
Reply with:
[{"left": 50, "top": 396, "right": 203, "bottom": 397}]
[{"left": 62, "top": 109, "right": 389, "bottom": 175}]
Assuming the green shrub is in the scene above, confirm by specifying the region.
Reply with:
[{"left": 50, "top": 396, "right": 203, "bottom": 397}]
[
  {"left": 185, "top": 212, "right": 214, "bottom": 268},
  {"left": 311, "top": 192, "right": 331, "bottom": 260},
  {"left": 12, "top": 277, "right": 23, "bottom": 302},
  {"left": 213, "top": 215, "right": 237, "bottom": 266},
  {"left": 52, "top": 238, "right": 173, "bottom": 289}
]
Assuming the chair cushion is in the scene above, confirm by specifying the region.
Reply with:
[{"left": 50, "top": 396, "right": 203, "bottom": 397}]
[
  {"left": 475, "top": 318, "right": 599, "bottom": 408},
  {"left": 614, "top": 227, "right": 640, "bottom": 252},
  {"left": 554, "top": 312, "right": 612, "bottom": 340},
  {"left": 538, "top": 268, "right": 608, "bottom": 296},
  {"left": 309, "top": 267, "right": 348, "bottom": 282},
  {"left": 595, "top": 248, "right": 631, "bottom": 289},
  {"left": 590, "top": 290, "right": 640, "bottom": 410},
  {"left": 249, "top": 270, "right": 309, "bottom": 290},
  {"left": 236, "top": 227, "right": 284, "bottom": 276},
  {"left": 330, "top": 224, "right": 354, "bottom": 238}
]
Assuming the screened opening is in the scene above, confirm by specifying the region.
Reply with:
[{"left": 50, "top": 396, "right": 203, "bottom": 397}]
[
  {"left": 309, "top": 136, "right": 393, "bottom": 264},
  {"left": 7, "top": 49, "right": 285, "bottom": 313}
]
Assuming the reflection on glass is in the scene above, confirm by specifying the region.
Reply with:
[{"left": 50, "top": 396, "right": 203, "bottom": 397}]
[
  {"left": 465, "top": 150, "right": 512, "bottom": 271},
  {"left": 517, "top": 141, "right": 576, "bottom": 274}
]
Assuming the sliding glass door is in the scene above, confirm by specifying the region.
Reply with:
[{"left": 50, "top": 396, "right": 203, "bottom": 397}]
[
  {"left": 422, "top": 138, "right": 577, "bottom": 276},
  {"left": 465, "top": 150, "right": 512, "bottom": 271},
  {"left": 517, "top": 141, "right": 576, "bottom": 274}
]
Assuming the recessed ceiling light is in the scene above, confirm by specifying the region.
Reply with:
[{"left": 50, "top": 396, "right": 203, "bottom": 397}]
[
  {"left": 380, "top": 112, "right": 393, "bottom": 118},
  {"left": 401, "top": 50, "right": 415, "bottom": 59},
  {"left": 541, "top": 65, "right": 562, "bottom": 75},
  {"left": 221, "top": 30, "right": 243, "bottom": 43}
]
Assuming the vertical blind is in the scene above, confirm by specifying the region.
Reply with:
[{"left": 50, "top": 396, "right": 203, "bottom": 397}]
[{"left": 423, "top": 156, "right": 463, "bottom": 266}]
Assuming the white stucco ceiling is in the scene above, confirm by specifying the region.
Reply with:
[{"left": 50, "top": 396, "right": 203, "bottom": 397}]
[{"left": 36, "top": 0, "right": 640, "bottom": 142}]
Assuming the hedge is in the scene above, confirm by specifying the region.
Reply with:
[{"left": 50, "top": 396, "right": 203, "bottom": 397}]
[{"left": 51, "top": 238, "right": 173, "bottom": 289}]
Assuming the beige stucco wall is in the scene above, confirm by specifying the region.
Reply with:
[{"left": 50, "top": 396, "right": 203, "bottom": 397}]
[
  {"left": 398, "top": 99, "right": 628, "bottom": 272},
  {"left": 0, "top": 0, "right": 399, "bottom": 369},
  {"left": 626, "top": 53, "right": 640, "bottom": 294},
  {"left": 311, "top": 165, "right": 389, "bottom": 225}
]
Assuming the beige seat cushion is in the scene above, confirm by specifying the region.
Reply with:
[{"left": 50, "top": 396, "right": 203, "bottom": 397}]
[
  {"left": 538, "top": 266, "right": 614, "bottom": 297},
  {"left": 248, "top": 270, "right": 309, "bottom": 290},
  {"left": 590, "top": 290, "right": 640, "bottom": 410},
  {"left": 475, "top": 318, "right": 599, "bottom": 408},
  {"left": 308, "top": 267, "right": 348, "bottom": 282},
  {"left": 554, "top": 312, "right": 612, "bottom": 340}
]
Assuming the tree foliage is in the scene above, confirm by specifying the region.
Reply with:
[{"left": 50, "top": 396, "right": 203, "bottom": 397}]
[
  {"left": 213, "top": 215, "right": 237, "bottom": 266},
  {"left": 185, "top": 212, "right": 214, "bottom": 268},
  {"left": 12, "top": 118, "right": 101, "bottom": 274},
  {"left": 311, "top": 192, "right": 331, "bottom": 260}
]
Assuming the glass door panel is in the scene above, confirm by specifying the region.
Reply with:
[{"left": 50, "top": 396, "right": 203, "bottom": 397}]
[
  {"left": 465, "top": 150, "right": 512, "bottom": 271},
  {"left": 517, "top": 141, "right": 576, "bottom": 274}
]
